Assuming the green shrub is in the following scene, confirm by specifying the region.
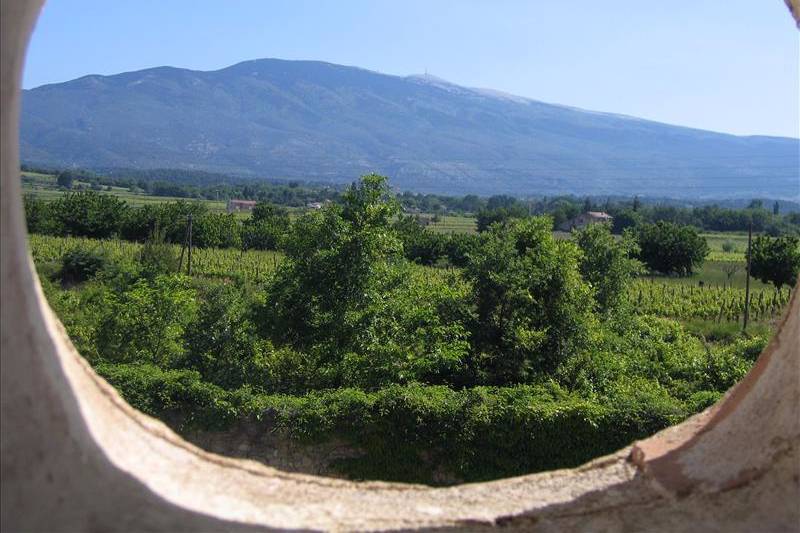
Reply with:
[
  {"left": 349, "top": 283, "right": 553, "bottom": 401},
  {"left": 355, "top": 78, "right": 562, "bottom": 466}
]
[
  {"left": 96, "top": 363, "right": 239, "bottom": 430},
  {"left": 687, "top": 390, "right": 722, "bottom": 412},
  {"left": 139, "top": 226, "right": 179, "bottom": 276},
  {"left": 96, "top": 275, "right": 197, "bottom": 366},
  {"left": 95, "top": 364, "right": 689, "bottom": 484},
  {"left": 59, "top": 246, "right": 110, "bottom": 284}
]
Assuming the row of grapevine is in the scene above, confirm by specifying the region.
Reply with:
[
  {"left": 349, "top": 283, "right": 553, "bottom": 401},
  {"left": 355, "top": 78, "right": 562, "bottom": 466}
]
[
  {"left": 28, "top": 234, "right": 793, "bottom": 324},
  {"left": 28, "top": 234, "right": 284, "bottom": 283},
  {"left": 628, "top": 279, "right": 790, "bottom": 322}
]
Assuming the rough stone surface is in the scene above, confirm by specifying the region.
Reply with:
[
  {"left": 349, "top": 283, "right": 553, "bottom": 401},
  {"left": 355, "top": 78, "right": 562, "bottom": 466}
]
[
  {"left": 180, "top": 421, "right": 364, "bottom": 479},
  {"left": 2, "top": 0, "right": 799, "bottom": 530}
]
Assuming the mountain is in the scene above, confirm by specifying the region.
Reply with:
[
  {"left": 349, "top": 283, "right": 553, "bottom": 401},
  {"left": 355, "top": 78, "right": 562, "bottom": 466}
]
[{"left": 20, "top": 58, "right": 800, "bottom": 198}]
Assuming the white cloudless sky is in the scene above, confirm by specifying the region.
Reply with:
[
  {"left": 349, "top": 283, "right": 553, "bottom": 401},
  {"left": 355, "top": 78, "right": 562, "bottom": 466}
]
[{"left": 23, "top": 0, "right": 800, "bottom": 138}]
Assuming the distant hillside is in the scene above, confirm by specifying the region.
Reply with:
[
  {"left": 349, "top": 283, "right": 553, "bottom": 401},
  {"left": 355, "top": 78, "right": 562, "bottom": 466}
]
[{"left": 21, "top": 58, "right": 800, "bottom": 199}]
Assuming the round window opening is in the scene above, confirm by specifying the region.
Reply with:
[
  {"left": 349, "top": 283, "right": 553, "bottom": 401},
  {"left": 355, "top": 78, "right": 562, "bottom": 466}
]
[{"left": 2, "top": 1, "right": 799, "bottom": 531}]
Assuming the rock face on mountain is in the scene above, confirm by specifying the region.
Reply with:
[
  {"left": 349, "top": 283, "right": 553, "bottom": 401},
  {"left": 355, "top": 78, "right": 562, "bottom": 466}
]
[{"left": 21, "top": 58, "right": 799, "bottom": 198}]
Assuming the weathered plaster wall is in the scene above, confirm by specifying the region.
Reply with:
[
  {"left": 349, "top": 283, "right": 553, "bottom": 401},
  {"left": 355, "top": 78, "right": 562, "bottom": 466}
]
[{"left": 2, "top": 0, "right": 799, "bottom": 531}]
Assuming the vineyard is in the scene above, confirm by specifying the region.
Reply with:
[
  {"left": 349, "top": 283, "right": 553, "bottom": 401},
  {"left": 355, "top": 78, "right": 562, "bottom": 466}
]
[
  {"left": 28, "top": 234, "right": 283, "bottom": 283},
  {"left": 628, "top": 279, "right": 790, "bottom": 322},
  {"left": 29, "top": 234, "right": 791, "bottom": 328}
]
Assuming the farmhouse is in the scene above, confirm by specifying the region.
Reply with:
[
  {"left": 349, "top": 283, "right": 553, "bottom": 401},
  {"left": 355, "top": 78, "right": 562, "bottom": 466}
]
[
  {"left": 227, "top": 199, "right": 257, "bottom": 213},
  {"left": 558, "top": 211, "right": 613, "bottom": 231}
]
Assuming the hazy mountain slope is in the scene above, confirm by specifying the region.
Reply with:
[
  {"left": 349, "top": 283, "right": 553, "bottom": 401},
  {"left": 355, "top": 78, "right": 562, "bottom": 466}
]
[{"left": 21, "top": 58, "right": 800, "bottom": 198}]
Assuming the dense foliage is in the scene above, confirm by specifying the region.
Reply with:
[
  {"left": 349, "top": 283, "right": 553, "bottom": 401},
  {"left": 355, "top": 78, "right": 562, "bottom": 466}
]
[
  {"left": 23, "top": 164, "right": 800, "bottom": 236},
  {"left": 749, "top": 234, "right": 800, "bottom": 289},
  {"left": 634, "top": 221, "right": 710, "bottom": 275},
  {"left": 28, "top": 174, "right": 781, "bottom": 484}
]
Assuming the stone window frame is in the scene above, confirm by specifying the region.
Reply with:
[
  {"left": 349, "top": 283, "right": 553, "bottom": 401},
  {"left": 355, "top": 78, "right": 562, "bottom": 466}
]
[{"left": 1, "top": 1, "right": 798, "bottom": 530}]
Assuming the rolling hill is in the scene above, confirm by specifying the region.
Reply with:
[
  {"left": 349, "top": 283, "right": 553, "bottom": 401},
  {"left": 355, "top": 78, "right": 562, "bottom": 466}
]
[{"left": 20, "top": 58, "right": 800, "bottom": 198}]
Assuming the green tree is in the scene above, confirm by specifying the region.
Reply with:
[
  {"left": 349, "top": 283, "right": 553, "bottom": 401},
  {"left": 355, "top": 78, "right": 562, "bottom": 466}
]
[
  {"left": 56, "top": 170, "right": 75, "bottom": 189},
  {"left": 476, "top": 204, "right": 528, "bottom": 232},
  {"left": 51, "top": 191, "right": 128, "bottom": 239},
  {"left": 634, "top": 221, "right": 709, "bottom": 275},
  {"left": 574, "top": 222, "right": 641, "bottom": 313},
  {"left": 192, "top": 212, "right": 242, "bottom": 249},
  {"left": 97, "top": 275, "right": 197, "bottom": 366},
  {"left": 341, "top": 264, "right": 471, "bottom": 388},
  {"left": 749, "top": 234, "right": 800, "bottom": 289},
  {"left": 260, "top": 174, "right": 401, "bottom": 355},
  {"left": 611, "top": 209, "right": 643, "bottom": 234},
  {"left": 242, "top": 202, "right": 290, "bottom": 250},
  {"left": 393, "top": 215, "right": 445, "bottom": 265},
  {"left": 23, "top": 194, "right": 58, "bottom": 234},
  {"left": 183, "top": 282, "right": 272, "bottom": 390},
  {"left": 465, "top": 216, "right": 596, "bottom": 383}
]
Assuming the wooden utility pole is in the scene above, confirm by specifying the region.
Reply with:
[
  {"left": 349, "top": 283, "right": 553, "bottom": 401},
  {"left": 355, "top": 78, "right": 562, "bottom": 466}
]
[
  {"left": 178, "top": 216, "right": 189, "bottom": 273},
  {"left": 187, "top": 214, "right": 193, "bottom": 276},
  {"left": 743, "top": 219, "right": 752, "bottom": 332}
]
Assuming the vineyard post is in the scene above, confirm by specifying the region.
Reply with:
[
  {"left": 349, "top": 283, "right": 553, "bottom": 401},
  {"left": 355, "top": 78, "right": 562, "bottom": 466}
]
[
  {"left": 187, "top": 214, "right": 193, "bottom": 276},
  {"left": 178, "top": 217, "right": 189, "bottom": 273},
  {"left": 743, "top": 219, "right": 752, "bottom": 332}
]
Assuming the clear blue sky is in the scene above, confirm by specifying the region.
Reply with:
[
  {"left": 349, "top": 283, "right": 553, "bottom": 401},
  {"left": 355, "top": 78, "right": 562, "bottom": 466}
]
[{"left": 23, "top": 0, "right": 800, "bottom": 138}]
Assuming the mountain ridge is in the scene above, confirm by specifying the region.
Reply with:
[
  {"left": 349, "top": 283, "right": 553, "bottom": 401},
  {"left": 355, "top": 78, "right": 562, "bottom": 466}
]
[{"left": 21, "top": 57, "right": 800, "bottom": 199}]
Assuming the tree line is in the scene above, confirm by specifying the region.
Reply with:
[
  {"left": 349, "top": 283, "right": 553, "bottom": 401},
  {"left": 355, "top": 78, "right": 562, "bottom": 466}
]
[
  {"left": 24, "top": 164, "right": 800, "bottom": 234},
  {"left": 24, "top": 187, "right": 800, "bottom": 287}
]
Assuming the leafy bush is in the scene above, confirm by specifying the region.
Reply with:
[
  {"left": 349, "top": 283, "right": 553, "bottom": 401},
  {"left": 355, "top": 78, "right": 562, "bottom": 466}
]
[
  {"left": 96, "top": 275, "right": 197, "bottom": 366},
  {"left": 59, "top": 246, "right": 110, "bottom": 284},
  {"left": 96, "top": 363, "right": 238, "bottom": 430},
  {"left": 183, "top": 281, "right": 273, "bottom": 391},
  {"left": 139, "top": 226, "right": 179, "bottom": 277},
  {"left": 95, "top": 365, "right": 689, "bottom": 484}
]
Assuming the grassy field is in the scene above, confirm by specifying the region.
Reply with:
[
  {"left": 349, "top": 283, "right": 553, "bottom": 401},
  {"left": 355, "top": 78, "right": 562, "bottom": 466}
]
[
  {"left": 22, "top": 171, "right": 233, "bottom": 213},
  {"left": 641, "top": 260, "right": 769, "bottom": 290},
  {"left": 427, "top": 215, "right": 478, "bottom": 234},
  {"left": 701, "top": 232, "right": 749, "bottom": 262}
]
